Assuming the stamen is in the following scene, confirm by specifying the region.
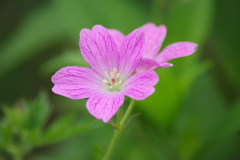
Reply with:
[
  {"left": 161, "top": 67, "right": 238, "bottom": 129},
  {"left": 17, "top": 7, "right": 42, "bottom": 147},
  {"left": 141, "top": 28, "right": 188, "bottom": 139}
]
[
  {"left": 103, "top": 79, "right": 110, "bottom": 83},
  {"left": 116, "top": 73, "right": 120, "bottom": 78},
  {"left": 113, "top": 68, "right": 117, "bottom": 73},
  {"left": 103, "top": 68, "right": 123, "bottom": 91},
  {"left": 110, "top": 71, "right": 114, "bottom": 78},
  {"left": 118, "top": 80, "right": 122, "bottom": 84}
]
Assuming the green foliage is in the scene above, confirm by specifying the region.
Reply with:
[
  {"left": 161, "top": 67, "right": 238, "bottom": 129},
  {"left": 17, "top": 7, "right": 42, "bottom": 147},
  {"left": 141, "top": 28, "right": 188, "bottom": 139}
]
[
  {"left": 0, "top": 4, "right": 65, "bottom": 78},
  {"left": 92, "top": 144, "right": 104, "bottom": 160},
  {"left": 41, "top": 50, "right": 88, "bottom": 75},
  {"left": 0, "top": 92, "right": 99, "bottom": 159},
  {"left": 0, "top": 0, "right": 240, "bottom": 159},
  {"left": 137, "top": 0, "right": 214, "bottom": 128}
]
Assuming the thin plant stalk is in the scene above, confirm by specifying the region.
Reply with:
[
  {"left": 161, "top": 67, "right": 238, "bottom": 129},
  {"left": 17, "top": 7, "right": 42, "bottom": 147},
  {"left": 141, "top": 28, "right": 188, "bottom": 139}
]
[{"left": 102, "top": 99, "right": 135, "bottom": 160}]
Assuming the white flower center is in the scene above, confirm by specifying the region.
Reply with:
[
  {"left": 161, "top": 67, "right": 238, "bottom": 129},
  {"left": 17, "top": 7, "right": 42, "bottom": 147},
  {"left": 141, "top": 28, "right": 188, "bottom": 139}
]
[{"left": 102, "top": 68, "right": 123, "bottom": 92}]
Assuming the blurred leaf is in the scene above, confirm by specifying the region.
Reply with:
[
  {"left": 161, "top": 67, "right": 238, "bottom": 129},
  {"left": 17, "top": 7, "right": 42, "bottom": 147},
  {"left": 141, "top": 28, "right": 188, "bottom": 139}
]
[
  {"left": 211, "top": 0, "right": 240, "bottom": 91},
  {"left": 137, "top": 60, "right": 211, "bottom": 128},
  {"left": 173, "top": 73, "right": 229, "bottom": 160},
  {"left": 150, "top": 0, "right": 166, "bottom": 24},
  {"left": 137, "top": 70, "right": 181, "bottom": 127},
  {"left": 166, "top": 0, "right": 214, "bottom": 44},
  {"left": 0, "top": 92, "right": 102, "bottom": 159},
  {"left": 41, "top": 50, "right": 88, "bottom": 75},
  {"left": 164, "top": 0, "right": 215, "bottom": 75},
  {"left": 190, "top": 97, "right": 240, "bottom": 160},
  {"left": 53, "top": 0, "right": 147, "bottom": 42},
  {"left": 137, "top": 0, "right": 214, "bottom": 129},
  {"left": 92, "top": 144, "right": 104, "bottom": 160},
  {"left": 0, "top": 120, "right": 13, "bottom": 149},
  {"left": 0, "top": 92, "right": 51, "bottom": 157},
  {"left": 208, "top": 97, "right": 240, "bottom": 145},
  {"left": 0, "top": 4, "right": 65, "bottom": 78},
  {"left": 24, "top": 92, "right": 51, "bottom": 130},
  {"left": 173, "top": 74, "right": 240, "bottom": 160},
  {"left": 198, "top": 136, "right": 239, "bottom": 160},
  {"left": 39, "top": 115, "right": 99, "bottom": 146},
  {"left": 196, "top": 98, "right": 240, "bottom": 157}
]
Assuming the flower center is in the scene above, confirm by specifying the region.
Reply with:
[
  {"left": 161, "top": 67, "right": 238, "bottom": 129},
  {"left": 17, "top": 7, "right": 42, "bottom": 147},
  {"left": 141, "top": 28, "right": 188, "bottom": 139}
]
[{"left": 102, "top": 68, "right": 123, "bottom": 92}]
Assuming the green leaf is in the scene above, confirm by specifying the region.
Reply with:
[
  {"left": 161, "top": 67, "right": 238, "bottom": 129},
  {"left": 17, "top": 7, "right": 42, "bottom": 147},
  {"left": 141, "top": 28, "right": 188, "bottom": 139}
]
[
  {"left": 53, "top": 0, "right": 147, "bottom": 42},
  {"left": 92, "top": 144, "right": 104, "bottom": 160},
  {"left": 173, "top": 73, "right": 227, "bottom": 160},
  {"left": 166, "top": 0, "right": 215, "bottom": 44},
  {"left": 40, "top": 50, "right": 88, "bottom": 75},
  {"left": 164, "top": 0, "right": 215, "bottom": 74},
  {"left": 136, "top": 0, "right": 214, "bottom": 129},
  {"left": 24, "top": 92, "right": 51, "bottom": 130},
  {"left": 137, "top": 60, "right": 211, "bottom": 128},
  {"left": 39, "top": 115, "right": 100, "bottom": 146},
  {"left": 0, "top": 4, "right": 64, "bottom": 78},
  {"left": 137, "top": 70, "right": 181, "bottom": 128},
  {"left": 210, "top": 0, "right": 240, "bottom": 91},
  {"left": 211, "top": 97, "right": 240, "bottom": 143}
]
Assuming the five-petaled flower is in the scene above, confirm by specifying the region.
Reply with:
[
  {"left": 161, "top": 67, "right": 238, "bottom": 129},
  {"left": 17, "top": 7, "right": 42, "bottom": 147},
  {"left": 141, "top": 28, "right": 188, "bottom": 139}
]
[
  {"left": 109, "top": 23, "right": 198, "bottom": 73},
  {"left": 51, "top": 25, "right": 159, "bottom": 123}
]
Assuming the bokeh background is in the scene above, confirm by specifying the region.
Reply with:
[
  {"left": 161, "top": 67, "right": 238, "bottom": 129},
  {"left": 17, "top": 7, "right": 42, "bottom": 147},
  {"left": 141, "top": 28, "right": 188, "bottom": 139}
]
[{"left": 1, "top": 0, "right": 240, "bottom": 160}]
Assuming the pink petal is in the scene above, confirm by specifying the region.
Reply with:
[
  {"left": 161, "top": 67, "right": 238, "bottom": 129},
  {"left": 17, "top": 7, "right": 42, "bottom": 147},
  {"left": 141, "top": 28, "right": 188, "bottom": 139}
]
[
  {"left": 156, "top": 42, "right": 198, "bottom": 64},
  {"left": 79, "top": 25, "right": 119, "bottom": 76},
  {"left": 159, "top": 63, "right": 173, "bottom": 68},
  {"left": 135, "top": 58, "right": 160, "bottom": 73},
  {"left": 108, "top": 29, "right": 125, "bottom": 49},
  {"left": 124, "top": 71, "right": 159, "bottom": 100},
  {"left": 86, "top": 92, "right": 124, "bottom": 123},
  {"left": 141, "top": 23, "right": 167, "bottom": 59},
  {"left": 51, "top": 66, "right": 103, "bottom": 99},
  {"left": 119, "top": 28, "right": 145, "bottom": 79}
]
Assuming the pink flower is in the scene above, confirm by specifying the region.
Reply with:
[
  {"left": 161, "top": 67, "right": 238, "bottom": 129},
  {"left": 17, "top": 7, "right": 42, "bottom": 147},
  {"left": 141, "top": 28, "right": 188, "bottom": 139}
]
[
  {"left": 109, "top": 23, "right": 198, "bottom": 73},
  {"left": 51, "top": 25, "right": 159, "bottom": 123}
]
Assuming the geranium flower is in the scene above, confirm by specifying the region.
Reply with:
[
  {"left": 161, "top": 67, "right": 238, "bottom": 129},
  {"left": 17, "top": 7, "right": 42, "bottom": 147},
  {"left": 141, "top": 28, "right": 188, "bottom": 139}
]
[
  {"left": 51, "top": 25, "right": 159, "bottom": 123},
  {"left": 109, "top": 23, "right": 198, "bottom": 73}
]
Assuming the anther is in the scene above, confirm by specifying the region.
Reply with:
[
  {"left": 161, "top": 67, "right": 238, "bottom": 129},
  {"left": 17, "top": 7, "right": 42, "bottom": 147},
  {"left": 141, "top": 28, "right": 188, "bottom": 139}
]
[
  {"left": 118, "top": 80, "right": 122, "bottom": 84},
  {"left": 113, "top": 68, "right": 117, "bottom": 73},
  {"left": 116, "top": 73, "right": 120, "bottom": 78},
  {"left": 110, "top": 71, "right": 114, "bottom": 78},
  {"left": 103, "top": 79, "right": 109, "bottom": 83}
]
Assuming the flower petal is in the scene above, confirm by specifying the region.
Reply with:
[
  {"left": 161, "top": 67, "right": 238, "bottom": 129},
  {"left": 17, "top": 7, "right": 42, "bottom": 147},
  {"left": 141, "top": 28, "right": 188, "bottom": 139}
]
[
  {"left": 156, "top": 42, "right": 198, "bottom": 64},
  {"left": 141, "top": 23, "right": 167, "bottom": 59},
  {"left": 108, "top": 29, "right": 125, "bottom": 49},
  {"left": 119, "top": 28, "right": 145, "bottom": 79},
  {"left": 79, "top": 25, "right": 119, "bottom": 76},
  {"left": 159, "top": 63, "right": 173, "bottom": 68},
  {"left": 135, "top": 58, "right": 160, "bottom": 73},
  {"left": 51, "top": 66, "right": 103, "bottom": 99},
  {"left": 124, "top": 71, "right": 159, "bottom": 100},
  {"left": 86, "top": 92, "right": 124, "bottom": 123}
]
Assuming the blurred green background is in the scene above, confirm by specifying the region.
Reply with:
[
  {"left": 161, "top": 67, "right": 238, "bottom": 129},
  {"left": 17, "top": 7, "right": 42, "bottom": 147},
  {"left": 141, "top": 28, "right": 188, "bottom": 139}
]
[{"left": 0, "top": 0, "right": 240, "bottom": 159}]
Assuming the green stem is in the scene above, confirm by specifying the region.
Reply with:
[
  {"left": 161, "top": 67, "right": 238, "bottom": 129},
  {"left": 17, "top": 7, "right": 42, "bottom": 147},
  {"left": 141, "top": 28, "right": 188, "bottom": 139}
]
[
  {"left": 102, "top": 128, "right": 120, "bottom": 160},
  {"left": 116, "top": 106, "right": 122, "bottom": 127},
  {"left": 102, "top": 99, "right": 135, "bottom": 160},
  {"left": 120, "top": 99, "right": 135, "bottom": 127}
]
